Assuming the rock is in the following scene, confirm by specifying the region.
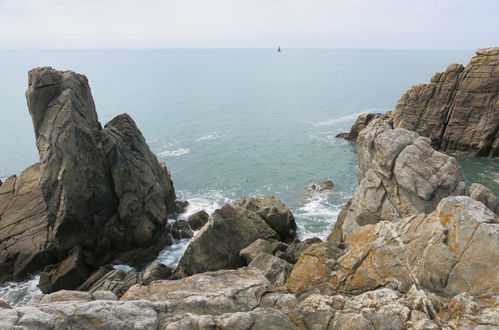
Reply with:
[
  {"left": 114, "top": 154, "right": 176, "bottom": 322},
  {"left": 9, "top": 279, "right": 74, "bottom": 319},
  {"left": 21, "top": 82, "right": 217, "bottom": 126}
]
[
  {"left": 234, "top": 196, "right": 297, "bottom": 243},
  {"left": 0, "top": 164, "right": 53, "bottom": 282},
  {"left": 289, "top": 196, "right": 499, "bottom": 298},
  {"left": 469, "top": 183, "right": 499, "bottom": 215},
  {"left": 330, "top": 121, "right": 466, "bottom": 241},
  {"left": 248, "top": 253, "right": 292, "bottom": 287},
  {"left": 85, "top": 263, "right": 174, "bottom": 298},
  {"left": 309, "top": 180, "right": 334, "bottom": 192},
  {"left": 282, "top": 237, "right": 323, "bottom": 264},
  {"left": 240, "top": 239, "right": 273, "bottom": 264},
  {"left": 336, "top": 112, "right": 386, "bottom": 141},
  {"left": 0, "top": 67, "right": 182, "bottom": 290},
  {"left": 166, "top": 220, "right": 194, "bottom": 239},
  {"left": 390, "top": 47, "right": 499, "bottom": 156},
  {"left": 175, "top": 204, "right": 264, "bottom": 277},
  {"left": 0, "top": 300, "right": 12, "bottom": 309},
  {"left": 187, "top": 210, "right": 209, "bottom": 230},
  {"left": 38, "top": 247, "right": 88, "bottom": 294}
]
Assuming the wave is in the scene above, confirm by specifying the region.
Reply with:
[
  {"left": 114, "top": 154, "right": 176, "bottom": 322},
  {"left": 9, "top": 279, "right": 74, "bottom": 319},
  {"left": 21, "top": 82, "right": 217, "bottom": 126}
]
[
  {"left": 312, "top": 109, "right": 378, "bottom": 127},
  {"left": 0, "top": 274, "right": 41, "bottom": 307},
  {"left": 157, "top": 148, "right": 190, "bottom": 158},
  {"left": 196, "top": 132, "right": 225, "bottom": 142}
]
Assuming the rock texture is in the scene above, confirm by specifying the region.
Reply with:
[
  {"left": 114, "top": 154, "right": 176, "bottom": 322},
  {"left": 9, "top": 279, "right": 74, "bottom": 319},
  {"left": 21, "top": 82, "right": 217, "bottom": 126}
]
[
  {"left": 330, "top": 120, "right": 465, "bottom": 241},
  {"left": 289, "top": 196, "right": 499, "bottom": 298},
  {"left": 342, "top": 48, "right": 499, "bottom": 156},
  {"left": 469, "top": 183, "right": 499, "bottom": 215},
  {"left": 176, "top": 196, "right": 297, "bottom": 277},
  {"left": 0, "top": 67, "right": 181, "bottom": 292},
  {"left": 335, "top": 112, "right": 386, "bottom": 141}
]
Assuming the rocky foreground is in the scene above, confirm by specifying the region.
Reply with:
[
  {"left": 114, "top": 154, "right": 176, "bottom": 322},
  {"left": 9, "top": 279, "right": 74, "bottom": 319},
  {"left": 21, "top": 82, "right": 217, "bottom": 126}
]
[{"left": 0, "top": 49, "right": 498, "bottom": 329}]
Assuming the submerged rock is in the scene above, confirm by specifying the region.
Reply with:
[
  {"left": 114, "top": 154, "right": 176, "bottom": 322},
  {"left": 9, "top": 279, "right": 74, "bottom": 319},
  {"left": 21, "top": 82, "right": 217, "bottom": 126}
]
[
  {"left": 309, "top": 180, "right": 334, "bottom": 192},
  {"left": 0, "top": 67, "right": 181, "bottom": 292}
]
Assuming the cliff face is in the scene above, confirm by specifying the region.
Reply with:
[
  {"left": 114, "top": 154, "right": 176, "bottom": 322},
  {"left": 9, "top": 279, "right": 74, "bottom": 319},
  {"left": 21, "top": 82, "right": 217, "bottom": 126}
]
[
  {"left": 391, "top": 47, "right": 499, "bottom": 157},
  {"left": 0, "top": 67, "right": 180, "bottom": 292}
]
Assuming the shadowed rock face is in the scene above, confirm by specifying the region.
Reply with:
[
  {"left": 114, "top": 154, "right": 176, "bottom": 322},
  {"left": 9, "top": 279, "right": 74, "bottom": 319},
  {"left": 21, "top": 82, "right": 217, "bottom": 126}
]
[
  {"left": 391, "top": 47, "right": 499, "bottom": 157},
  {"left": 0, "top": 67, "right": 179, "bottom": 291}
]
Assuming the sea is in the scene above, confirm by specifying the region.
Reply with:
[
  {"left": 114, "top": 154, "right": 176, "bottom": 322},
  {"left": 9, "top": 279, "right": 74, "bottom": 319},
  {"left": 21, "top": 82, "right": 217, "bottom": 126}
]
[{"left": 0, "top": 49, "right": 497, "bottom": 305}]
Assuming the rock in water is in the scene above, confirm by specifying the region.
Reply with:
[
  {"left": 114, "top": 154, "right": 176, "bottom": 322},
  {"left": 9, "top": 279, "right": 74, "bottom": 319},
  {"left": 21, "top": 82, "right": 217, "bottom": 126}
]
[
  {"left": 0, "top": 67, "right": 180, "bottom": 291},
  {"left": 330, "top": 119, "right": 465, "bottom": 241},
  {"left": 391, "top": 48, "right": 499, "bottom": 156},
  {"left": 335, "top": 112, "right": 386, "bottom": 141}
]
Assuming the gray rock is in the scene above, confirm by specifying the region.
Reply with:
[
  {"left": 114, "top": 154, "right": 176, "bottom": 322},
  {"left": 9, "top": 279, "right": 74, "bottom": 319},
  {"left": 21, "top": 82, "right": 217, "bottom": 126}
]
[
  {"left": 309, "top": 180, "right": 334, "bottom": 192},
  {"left": 240, "top": 239, "right": 273, "bottom": 264},
  {"left": 166, "top": 220, "right": 194, "bottom": 239},
  {"left": 175, "top": 204, "right": 264, "bottom": 277},
  {"left": 234, "top": 196, "right": 297, "bottom": 243},
  {"left": 390, "top": 48, "right": 499, "bottom": 157},
  {"left": 248, "top": 253, "right": 292, "bottom": 287},
  {"left": 336, "top": 112, "right": 386, "bottom": 141},
  {"left": 330, "top": 122, "right": 466, "bottom": 241},
  {"left": 469, "top": 183, "right": 499, "bottom": 215},
  {"left": 0, "top": 67, "right": 181, "bottom": 291},
  {"left": 187, "top": 210, "right": 209, "bottom": 230}
]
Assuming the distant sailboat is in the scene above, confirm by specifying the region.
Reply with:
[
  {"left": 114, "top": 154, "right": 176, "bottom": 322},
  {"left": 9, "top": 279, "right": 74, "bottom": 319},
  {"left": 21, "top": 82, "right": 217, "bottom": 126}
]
[{"left": 277, "top": 47, "right": 281, "bottom": 52}]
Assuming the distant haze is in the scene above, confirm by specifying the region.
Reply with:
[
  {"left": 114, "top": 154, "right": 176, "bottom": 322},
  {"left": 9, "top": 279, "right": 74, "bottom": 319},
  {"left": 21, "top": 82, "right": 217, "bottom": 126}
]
[{"left": 0, "top": 0, "right": 498, "bottom": 49}]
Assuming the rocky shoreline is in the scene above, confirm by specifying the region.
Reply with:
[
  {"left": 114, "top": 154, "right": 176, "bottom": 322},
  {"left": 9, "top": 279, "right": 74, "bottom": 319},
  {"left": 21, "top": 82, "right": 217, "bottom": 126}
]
[{"left": 0, "top": 48, "right": 498, "bottom": 329}]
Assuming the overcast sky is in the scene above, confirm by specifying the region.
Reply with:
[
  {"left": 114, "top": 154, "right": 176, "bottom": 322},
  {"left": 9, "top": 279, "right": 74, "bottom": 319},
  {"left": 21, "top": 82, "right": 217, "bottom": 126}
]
[{"left": 1, "top": 0, "right": 498, "bottom": 49}]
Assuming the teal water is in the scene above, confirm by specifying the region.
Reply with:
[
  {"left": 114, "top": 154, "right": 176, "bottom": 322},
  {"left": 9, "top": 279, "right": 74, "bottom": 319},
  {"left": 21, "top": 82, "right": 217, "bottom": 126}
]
[{"left": 0, "top": 49, "right": 497, "bottom": 242}]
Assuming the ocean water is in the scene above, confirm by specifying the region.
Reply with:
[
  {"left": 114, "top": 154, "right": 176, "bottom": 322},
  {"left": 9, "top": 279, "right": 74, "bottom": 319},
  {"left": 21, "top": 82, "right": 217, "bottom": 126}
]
[{"left": 0, "top": 49, "right": 497, "bottom": 305}]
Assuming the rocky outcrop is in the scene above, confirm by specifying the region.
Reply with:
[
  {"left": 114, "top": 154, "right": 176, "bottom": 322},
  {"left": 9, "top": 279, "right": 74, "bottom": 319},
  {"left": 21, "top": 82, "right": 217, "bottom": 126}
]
[
  {"left": 186, "top": 210, "right": 209, "bottom": 230},
  {"left": 0, "top": 67, "right": 181, "bottom": 292},
  {"left": 341, "top": 48, "right": 499, "bottom": 156},
  {"left": 288, "top": 196, "right": 499, "bottom": 298},
  {"left": 330, "top": 120, "right": 465, "bottom": 241},
  {"left": 469, "top": 183, "right": 499, "bottom": 215},
  {"left": 335, "top": 112, "right": 386, "bottom": 141}
]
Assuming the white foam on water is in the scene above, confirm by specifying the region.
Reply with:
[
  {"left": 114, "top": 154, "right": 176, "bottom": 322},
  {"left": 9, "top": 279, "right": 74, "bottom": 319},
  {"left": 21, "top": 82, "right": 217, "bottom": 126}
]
[
  {"left": 0, "top": 275, "right": 41, "bottom": 306},
  {"left": 293, "top": 190, "right": 343, "bottom": 240},
  {"left": 312, "top": 109, "right": 377, "bottom": 127},
  {"left": 154, "top": 190, "right": 234, "bottom": 267},
  {"left": 196, "top": 132, "right": 225, "bottom": 142},
  {"left": 113, "top": 265, "right": 133, "bottom": 273},
  {"left": 157, "top": 148, "right": 190, "bottom": 158}
]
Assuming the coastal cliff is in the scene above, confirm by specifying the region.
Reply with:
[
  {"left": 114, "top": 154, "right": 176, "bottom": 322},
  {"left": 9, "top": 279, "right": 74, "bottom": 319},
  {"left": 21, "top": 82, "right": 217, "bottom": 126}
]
[
  {"left": 0, "top": 58, "right": 498, "bottom": 329},
  {"left": 340, "top": 47, "right": 499, "bottom": 157}
]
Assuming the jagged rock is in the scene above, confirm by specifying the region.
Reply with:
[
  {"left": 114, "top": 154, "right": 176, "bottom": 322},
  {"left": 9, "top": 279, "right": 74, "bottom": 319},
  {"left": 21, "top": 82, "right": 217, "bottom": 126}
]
[
  {"left": 166, "top": 220, "right": 193, "bottom": 239},
  {"left": 330, "top": 121, "right": 465, "bottom": 241},
  {"left": 38, "top": 247, "right": 88, "bottom": 293},
  {"left": 469, "top": 183, "right": 499, "bottom": 215},
  {"left": 234, "top": 196, "right": 297, "bottom": 243},
  {"left": 289, "top": 196, "right": 499, "bottom": 298},
  {"left": 281, "top": 237, "right": 323, "bottom": 264},
  {"left": 175, "top": 205, "right": 265, "bottom": 277},
  {"left": 390, "top": 47, "right": 499, "bottom": 157},
  {"left": 186, "top": 210, "right": 209, "bottom": 230},
  {"left": 0, "top": 300, "right": 12, "bottom": 309},
  {"left": 0, "top": 164, "right": 53, "bottom": 282},
  {"left": 0, "top": 67, "right": 181, "bottom": 291},
  {"left": 336, "top": 112, "right": 386, "bottom": 141},
  {"left": 248, "top": 253, "right": 292, "bottom": 287},
  {"left": 239, "top": 239, "right": 273, "bottom": 264},
  {"left": 309, "top": 180, "right": 334, "bottom": 192}
]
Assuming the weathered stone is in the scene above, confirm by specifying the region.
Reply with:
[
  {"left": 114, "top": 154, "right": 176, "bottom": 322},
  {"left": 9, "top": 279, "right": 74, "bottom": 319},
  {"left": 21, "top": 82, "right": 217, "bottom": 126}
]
[
  {"left": 187, "top": 210, "right": 209, "bottom": 230},
  {"left": 309, "top": 180, "right": 334, "bottom": 192},
  {"left": 239, "top": 239, "right": 273, "bottom": 264},
  {"left": 391, "top": 47, "right": 499, "bottom": 156},
  {"left": 330, "top": 122, "right": 465, "bottom": 241},
  {"left": 234, "top": 196, "right": 297, "bottom": 243},
  {"left": 175, "top": 204, "right": 264, "bottom": 277},
  {"left": 283, "top": 237, "right": 323, "bottom": 264},
  {"left": 290, "top": 197, "right": 499, "bottom": 298},
  {"left": 469, "top": 183, "right": 499, "bottom": 215},
  {"left": 336, "top": 112, "right": 386, "bottom": 141},
  {"left": 248, "top": 253, "right": 292, "bottom": 287},
  {"left": 166, "top": 220, "right": 194, "bottom": 239}
]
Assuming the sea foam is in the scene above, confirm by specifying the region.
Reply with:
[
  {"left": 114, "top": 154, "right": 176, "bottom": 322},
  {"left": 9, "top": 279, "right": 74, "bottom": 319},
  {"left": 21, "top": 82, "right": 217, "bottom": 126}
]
[
  {"left": 157, "top": 148, "right": 190, "bottom": 157},
  {"left": 312, "top": 109, "right": 378, "bottom": 127}
]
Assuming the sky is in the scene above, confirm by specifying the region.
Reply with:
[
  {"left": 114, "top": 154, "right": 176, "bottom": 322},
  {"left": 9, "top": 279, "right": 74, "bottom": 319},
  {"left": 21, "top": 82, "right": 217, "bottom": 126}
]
[{"left": 0, "top": 0, "right": 498, "bottom": 49}]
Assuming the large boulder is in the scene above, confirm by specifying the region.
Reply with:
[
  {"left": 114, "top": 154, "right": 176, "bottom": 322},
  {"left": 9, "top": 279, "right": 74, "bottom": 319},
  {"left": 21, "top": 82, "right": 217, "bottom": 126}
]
[
  {"left": 330, "top": 120, "right": 465, "bottom": 241},
  {"left": 175, "top": 204, "right": 264, "bottom": 277},
  {"left": 0, "top": 67, "right": 181, "bottom": 291},
  {"left": 391, "top": 48, "right": 499, "bottom": 156},
  {"left": 234, "top": 195, "right": 297, "bottom": 243},
  {"left": 336, "top": 112, "right": 386, "bottom": 141},
  {"left": 289, "top": 196, "right": 499, "bottom": 298}
]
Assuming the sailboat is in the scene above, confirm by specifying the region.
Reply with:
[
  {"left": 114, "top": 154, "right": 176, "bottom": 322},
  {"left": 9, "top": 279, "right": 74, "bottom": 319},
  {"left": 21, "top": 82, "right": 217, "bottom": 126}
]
[{"left": 277, "top": 47, "right": 281, "bottom": 52}]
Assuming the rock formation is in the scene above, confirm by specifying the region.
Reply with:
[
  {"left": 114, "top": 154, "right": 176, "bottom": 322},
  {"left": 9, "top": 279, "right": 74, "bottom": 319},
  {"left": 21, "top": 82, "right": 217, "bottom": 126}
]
[
  {"left": 340, "top": 47, "right": 499, "bottom": 157},
  {"left": 330, "top": 120, "right": 465, "bottom": 241},
  {"left": 0, "top": 67, "right": 181, "bottom": 292}
]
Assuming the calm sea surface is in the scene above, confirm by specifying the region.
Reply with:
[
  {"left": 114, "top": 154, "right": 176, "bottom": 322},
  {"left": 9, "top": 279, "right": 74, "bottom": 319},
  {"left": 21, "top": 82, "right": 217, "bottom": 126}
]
[{"left": 0, "top": 49, "right": 497, "bottom": 304}]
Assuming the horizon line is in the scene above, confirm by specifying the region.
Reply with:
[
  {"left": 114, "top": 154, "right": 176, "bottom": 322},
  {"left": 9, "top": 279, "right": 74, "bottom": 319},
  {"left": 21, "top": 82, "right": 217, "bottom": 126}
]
[{"left": 0, "top": 47, "right": 480, "bottom": 51}]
